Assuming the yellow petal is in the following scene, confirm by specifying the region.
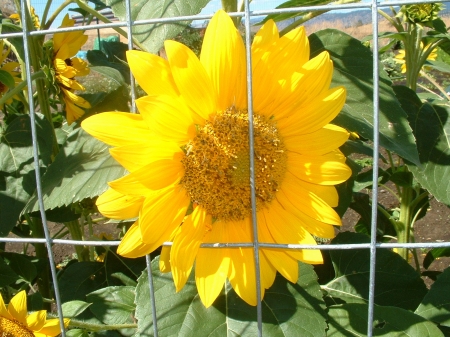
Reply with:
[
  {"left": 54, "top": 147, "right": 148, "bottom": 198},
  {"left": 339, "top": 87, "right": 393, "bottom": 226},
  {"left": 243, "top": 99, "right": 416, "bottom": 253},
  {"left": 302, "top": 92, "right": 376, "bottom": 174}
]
[
  {"left": 285, "top": 124, "right": 349, "bottom": 156},
  {"left": 0, "top": 293, "right": 12, "bottom": 320},
  {"left": 26, "top": 310, "right": 46, "bottom": 331},
  {"left": 280, "top": 172, "right": 342, "bottom": 226},
  {"left": 252, "top": 19, "right": 279, "bottom": 61},
  {"left": 8, "top": 290, "right": 28, "bottom": 324},
  {"left": 127, "top": 50, "right": 178, "bottom": 97},
  {"left": 200, "top": 10, "right": 246, "bottom": 111},
  {"left": 110, "top": 154, "right": 184, "bottom": 192},
  {"left": 287, "top": 151, "right": 352, "bottom": 185},
  {"left": 71, "top": 58, "right": 90, "bottom": 76},
  {"left": 109, "top": 140, "right": 181, "bottom": 172},
  {"left": 117, "top": 221, "right": 154, "bottom": 258},
  {"left": 64, "top": 98, "right": 86, "bottom": 125},
  {"left": 165, "top": 40, "right": 217, "bottom": 120},
  {"left": 159, "top": 245, "right": 172, "bottom": 273},
  {"left": 295, "top": 180, "right": 339, "bottom": 208},
  {"left": 136, "top": 95, "right": 196, "bottom": 145},
  {"left": 139, "top": 184, "right": 190, "bottom": 250},
  {"left": 96, "top": 188, "right": 144, "bottom": 220},
  {"left": 277, "top": 86, "right": 346, "bottom": 136},
  {"left": 57, "top": 75, "right": 85, "bottom": 91},
  {"left": 195, "top": 220, "right": 230, "bottom": 308},
  {"left": 36, "top": 318, "right": 69, "bottom": 337},
  {"left": 61, "top": 88, "right": 90, "bottom": 108},
  {"left": 81, "top": 112, "right": 150, "bottom": 147},
  {"left": 171, "top": 207, "right": 210, "bottom": 292}
]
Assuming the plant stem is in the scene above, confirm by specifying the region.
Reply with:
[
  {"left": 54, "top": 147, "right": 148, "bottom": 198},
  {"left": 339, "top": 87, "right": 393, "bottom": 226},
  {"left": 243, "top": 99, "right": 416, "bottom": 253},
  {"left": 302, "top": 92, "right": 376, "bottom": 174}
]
[
  {"left": 65, "top": 220, "right": 89, "bottom": 261},
  {"left": 25, "top": 215, "right": 51, "bottom": 311},
  {"left": 0, "top": 71, "right": 45, "bottom": 107},
  {"left": 43, "top": 0, "right": 74, "bottom": 30},
  {"left": 221, "top": 0, "right": 239, "bottom": 26},
  {"left": 396, "top": 185, "right": 413, "bottom": 260},
  {"left": 67, "top": 319, "right": 137, "bottom": 332}
]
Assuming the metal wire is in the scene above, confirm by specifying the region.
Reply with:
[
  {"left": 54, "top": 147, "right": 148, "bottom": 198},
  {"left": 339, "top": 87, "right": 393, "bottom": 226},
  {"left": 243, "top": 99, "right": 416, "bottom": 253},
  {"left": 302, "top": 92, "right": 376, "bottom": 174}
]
[{"left": 2, "top": 0, "right": 449, "bottom": 336}]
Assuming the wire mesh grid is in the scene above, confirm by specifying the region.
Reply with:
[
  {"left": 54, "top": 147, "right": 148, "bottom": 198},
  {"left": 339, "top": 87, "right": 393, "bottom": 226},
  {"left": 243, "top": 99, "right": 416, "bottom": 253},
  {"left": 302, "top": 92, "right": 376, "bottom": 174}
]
[{"left": 1, "top": 0, "right": 449, "bottom": 336}]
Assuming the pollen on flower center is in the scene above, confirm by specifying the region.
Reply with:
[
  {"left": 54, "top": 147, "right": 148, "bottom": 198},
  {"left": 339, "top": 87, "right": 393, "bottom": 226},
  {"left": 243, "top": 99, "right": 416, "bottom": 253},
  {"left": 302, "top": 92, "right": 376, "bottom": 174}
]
[
  {"left": 0, "top": 317, "right": 35, "bottom": 337},
  {"left": 181, "top": 107, "right": 287, "bottom": 221}
]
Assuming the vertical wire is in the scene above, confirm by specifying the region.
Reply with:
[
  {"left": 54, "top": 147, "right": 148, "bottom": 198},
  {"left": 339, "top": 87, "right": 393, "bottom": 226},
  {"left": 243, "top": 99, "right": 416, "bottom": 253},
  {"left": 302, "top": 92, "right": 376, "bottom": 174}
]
[
  {"left": 145, "top": 255, "right": 159, "bottom": 337},
  {"left": 19, "top": 3, "right": 66, "bottom": 336},
  {"left": 367, "top": 0, "right": 380, "bottom": 336},
  {"left": 124, "top": 0, "right": 137, "bottom": 112},
  {"left": 243, "top": 2, "right": 263, "bottom": 335}
]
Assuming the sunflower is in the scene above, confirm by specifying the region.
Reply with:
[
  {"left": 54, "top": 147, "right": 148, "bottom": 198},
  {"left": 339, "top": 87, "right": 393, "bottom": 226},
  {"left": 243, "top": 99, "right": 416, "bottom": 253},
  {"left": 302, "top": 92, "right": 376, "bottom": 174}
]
[
  {"left": 0, "top": 290, "right": 69, "bottom": 337},
  {"left": 53, "top": 14, "right": 90, "bottom": 124},
  {"left": 82, "top": 10, "right": 351, "bottom": 307},
  {"left": 395, "top": 42, "right": 437, "bottom": 74},
  {"left": 9, "top": 6, "right": 41, "bottom": 29},
  {"left": 0, "top": 40, "right": 22, "bottom": 105}
]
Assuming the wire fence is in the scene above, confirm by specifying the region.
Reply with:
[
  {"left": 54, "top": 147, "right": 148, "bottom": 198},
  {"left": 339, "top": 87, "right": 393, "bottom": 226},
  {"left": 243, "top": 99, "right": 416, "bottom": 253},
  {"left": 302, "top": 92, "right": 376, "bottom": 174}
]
[{"left": 1, "top": 0, "right": 449, "bottom": 336}]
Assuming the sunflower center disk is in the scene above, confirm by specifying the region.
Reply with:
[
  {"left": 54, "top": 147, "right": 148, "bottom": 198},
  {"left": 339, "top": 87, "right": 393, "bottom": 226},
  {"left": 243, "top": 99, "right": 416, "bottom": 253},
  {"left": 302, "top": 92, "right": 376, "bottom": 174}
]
[
  {"left": 0, "top": 317, "right": 35, "bottom": 337},
  {"left": 181, "top": 107, "right": 287, "bottom": 221}
]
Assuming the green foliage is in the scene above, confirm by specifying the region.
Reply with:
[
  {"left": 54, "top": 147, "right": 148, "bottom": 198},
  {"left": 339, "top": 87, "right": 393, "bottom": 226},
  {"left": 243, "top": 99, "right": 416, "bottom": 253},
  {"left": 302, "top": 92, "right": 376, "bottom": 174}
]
[
  {"left": 135, "top": 257, "right": 327, "bottom": 337},
  {"left": 106, "top": 0, "right": 210, "bottom": 54}
]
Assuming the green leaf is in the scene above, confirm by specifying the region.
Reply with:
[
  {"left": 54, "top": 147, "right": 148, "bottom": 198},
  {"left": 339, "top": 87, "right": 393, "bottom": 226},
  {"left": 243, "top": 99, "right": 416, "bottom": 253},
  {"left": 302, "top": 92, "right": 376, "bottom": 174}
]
[
  {"left": 323, "top": 232, "right": 427, "bottom": 310},
  {"left": 394, "top": 85, "right": 450, "bottom": 205},
  {"left": 23, "top": 127, "right": 126, "bottom": 212},
  {"left": 423, "top": 248, "right": 450, "bottom": 269},
  {"left": 261, "top": 0, "right": 334, "bottom": 24},
  {"left": 0, "top": 114, "right": 53, "bottom": 236},
  {"left": 87, "top": 286, "right": 136, "bottom": 325},
  {"left": 0, "top": 69, "right": 15, "bottom": 89},
  {"left": 1, "top": 252, "right": 37, "bottom": 283},
  {"left": 416, "top": 267, "right": 450, "bottom": 327},
  {"left": 0, "top": 258, "right": 19, "bottom": 287},
  {"left": 328, "top": 303, "right": 444, "bottom": 336},
  {"left": 66, "top": 329, "right": 90, "bottom": 337},
  {"left": 106, "top": 0, "right": 209, "bottom": 54},
  {"left": 309, "top": 29, "right": 420, "bottom": 166},
  {"left": 62, "top": 300, "right": 92, "bottom": 318},
  {"left": 90, "top": 66, "right": 125, "bottom": 88},
  {"left": 425, "top": 60, "right": 450, "bottom": 73},
  {"left": 136, "top": 257, "right": 326, "bottom": 337},
  {"left": 0, "top": 23, "right": 25, "bottom": 61}
]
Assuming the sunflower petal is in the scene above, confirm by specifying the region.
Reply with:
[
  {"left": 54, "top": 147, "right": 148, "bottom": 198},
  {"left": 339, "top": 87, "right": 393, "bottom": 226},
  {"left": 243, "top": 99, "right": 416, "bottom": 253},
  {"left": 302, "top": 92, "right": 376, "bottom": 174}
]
[
  {"left": 0, "top": 293, "right": 12, "bottom": 320},
  {"left": 200, "top": 10, "right": 247, "bottom": 111},
  {"left": 159, "top": 245, "right": 172, "bottom": 273},
  {"left": 96, "top": 188, "right": 144, "bottom": 220},
  {"left": 171, "top": 207, "right": 210, "bottom": 291},
  {"left": 127, "top": 50, "right": 178, "bottom": 97},
  {"left": 8, "top": 290, "right": 28, "bottom": 324},
  {"left": 165, "top": 40, "right": 217, "bottom": 120},
  {"left": 117, "top": 221, "right": 154, "bottom": 258},
  {"left": 36, "top": 318, "right": 69, "bottom": 337},
  {"left": 26, "top": 310, "right": 46, "bottom": 331},
  {"left": 81, "top": 112, "right": 150, "bottom": 147},
  {"left": 139, "top": 185, "right": 190, "bottom": 250}
]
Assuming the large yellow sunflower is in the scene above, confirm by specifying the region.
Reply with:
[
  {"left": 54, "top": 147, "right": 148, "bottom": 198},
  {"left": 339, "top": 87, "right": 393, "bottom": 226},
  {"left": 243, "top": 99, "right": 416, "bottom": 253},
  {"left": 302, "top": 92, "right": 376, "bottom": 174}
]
[
  {"left": 53, "top": 14, "right": 91, "bottom": 124},
  {"left": 0, "top": 290, "right": 69, "bottom": 337},
  {"left": 82, "top": 10, "right": 351, "bottom": 307}
]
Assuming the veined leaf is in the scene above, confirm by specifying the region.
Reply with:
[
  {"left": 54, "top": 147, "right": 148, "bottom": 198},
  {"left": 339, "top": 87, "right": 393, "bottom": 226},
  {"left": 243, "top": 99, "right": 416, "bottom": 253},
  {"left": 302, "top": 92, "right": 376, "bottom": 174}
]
[
  {"left": 328, "top": 303, "right": 444, "bottom": 336},
  {"left": 135, "top": 257, "right": 327, "bottom": 337},
  {"left": 416, "top": 267, "right": 450, "bottom": 327},
  {"left": 309, "top": 29, "right": 420, "bottom": 166},
  {"left": 323, "top": 232, "right": 427, "bottom": 311},
  {"left": 23, "top": 127, "right": 126, "bottom": 212},
  {"left": 106, "top": 0, "right": 210, "bottom": 54}
]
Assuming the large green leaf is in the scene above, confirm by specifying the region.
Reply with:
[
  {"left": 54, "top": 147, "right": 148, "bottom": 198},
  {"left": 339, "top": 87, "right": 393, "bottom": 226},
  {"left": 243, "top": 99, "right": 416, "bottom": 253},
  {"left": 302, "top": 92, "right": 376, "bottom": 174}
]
[
  {"left": 0, "top": 114, "right": 53, "bottom": 236},
  {"left": 135, "top": 257, "right": 327, "bottom": 337},
  {"left": 323, "top": 232, "right": 427, "bottom": 311},
  {"left": 0, "top": 23, "right": 25, "bottom": 61},
  {"left": 394, "top": 85, "right": 450, "bottom": 205},
  {"left": 416, "top": 267, "right": 450, "bottom": 327},
  {"left": 328, "top": 303, "right": 444, "bottom": 336},
  {"left": 23, "top": 127, "right": 126, "bottom": 212},
  {"left": 106, "top": 0, "right": 209, "bottom": 54},
  {"left": 87, "top": 286, "right": 136, "bottom": 325},
  {"left": 309, "top": 29, "right": 420, "bottom": 166}
]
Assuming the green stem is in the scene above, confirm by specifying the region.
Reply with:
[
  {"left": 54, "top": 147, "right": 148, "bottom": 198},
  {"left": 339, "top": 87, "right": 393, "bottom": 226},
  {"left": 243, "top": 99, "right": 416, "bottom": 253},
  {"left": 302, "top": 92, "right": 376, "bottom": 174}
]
[
  {"left": 378, "top": 9, "right": 403, "bottom": 32},
  {"left": 43, "top": 0, "right": 74, "bottom": 30},
  {"left": 40, "top": 0, "right": 54, "bottom": 29},
  {"left": 221, "top": 0, "right": 239, "bottom": 26},
  {"left": 396, "top": 185, "right": 413, "bottom": 260},
  {"left": 67, "top": 319, "right": 137, "bottom": 332},
  {"left": 0, "top": 71, "right": 45, "bottom": 107},
  {"left": 65, "top": 220, "right": 89, "bottom": 261},
  {"left": 25, "top": 215, "right": 51, "bottom": 310},
  {"left": 74, "top": 0, "right": 147, "bottom": 51}
]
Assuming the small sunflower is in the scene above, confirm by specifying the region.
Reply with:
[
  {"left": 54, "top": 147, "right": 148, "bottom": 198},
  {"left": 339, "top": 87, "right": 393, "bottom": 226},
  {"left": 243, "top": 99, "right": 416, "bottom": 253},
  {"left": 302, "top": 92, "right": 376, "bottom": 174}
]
[
  {"left": 83, "top": 10, "right": 351, "bottom": 307},
  {"left": 9, "top": 6, "right": 41, "bottom": 29},
  {"left": 0, "top": 40, "right": 22, "bottom": 105},
  {"left": 395, "top": 42, "right": 437, "bottom": 74},
  {"left": 53, "top": 14, "right": 90, "bottom": 124},
  {"left": 0, "top": 290, "right": 69, "bottom": 337}
]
